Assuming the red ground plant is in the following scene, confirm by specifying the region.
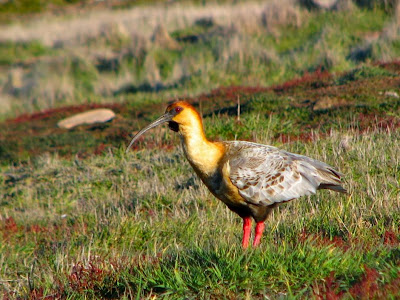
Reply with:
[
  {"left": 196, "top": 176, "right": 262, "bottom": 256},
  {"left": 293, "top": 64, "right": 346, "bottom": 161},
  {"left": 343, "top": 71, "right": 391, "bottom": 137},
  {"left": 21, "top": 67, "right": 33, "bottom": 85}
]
[
  {"left": 314, "top": 266, "right": 400, "bottom": 299},
  {"left": 8, "top": 103, "right": 122, "bottom": 124},
  {"left": 299, "top": 229, "right": 350, "bottom": 252},
  {"left": 272, "top": 68, "right": 332, "bottom": 92},
  {"left": 2, "top": 217, "right": 20, "bottom": 239},
  {"left": 68, "top": 261, "right": 106, "bottom": 292},
  {"left": 383, "top": 230, "right": 399, "bottom": 246},
  {"left": 348, "top": 267, "right": 380, "bottom": 299},
  {"left": 313, "top": 271, "right": 344, "bottom": 300}
]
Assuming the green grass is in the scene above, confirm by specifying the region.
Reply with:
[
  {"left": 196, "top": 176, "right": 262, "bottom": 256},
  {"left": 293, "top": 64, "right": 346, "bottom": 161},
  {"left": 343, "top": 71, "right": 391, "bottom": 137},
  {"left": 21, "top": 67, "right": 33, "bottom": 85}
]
[
  {"left": 334, "top": 65, "right": 397, "bottom": 85},
  {"left": 0, "top": 40, "right": 53, "bottom": 66},
  {"left": 0, "top": 0, "right": 84, "bottom": 23},
  {"left": 1, "top": 62, "right": 399, "bottom": 166},
  {"left": 1, "top": 63, "right": 400, "bottom": 297},
  {"left": 1, "top": 3, "right": 398, "bottom": 120},
  {"left": 1, "top": 123, "right": 399, "bottom": 298},
  {"left": 0, "top": 2, "right": 399, "bottom": 298}
]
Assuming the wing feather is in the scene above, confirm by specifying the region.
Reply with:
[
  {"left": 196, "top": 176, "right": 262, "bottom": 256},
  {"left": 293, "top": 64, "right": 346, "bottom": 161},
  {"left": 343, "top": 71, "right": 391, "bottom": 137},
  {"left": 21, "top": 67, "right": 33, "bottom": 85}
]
[{"left": 224, "top": 141, "right": 345, "bottom": 206}]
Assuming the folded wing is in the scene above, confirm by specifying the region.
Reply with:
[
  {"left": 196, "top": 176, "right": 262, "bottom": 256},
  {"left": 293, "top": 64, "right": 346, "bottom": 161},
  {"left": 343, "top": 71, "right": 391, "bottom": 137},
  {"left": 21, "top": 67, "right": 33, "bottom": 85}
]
[{"left": 225, "top": 141, "right": 346, "bottom": 206}]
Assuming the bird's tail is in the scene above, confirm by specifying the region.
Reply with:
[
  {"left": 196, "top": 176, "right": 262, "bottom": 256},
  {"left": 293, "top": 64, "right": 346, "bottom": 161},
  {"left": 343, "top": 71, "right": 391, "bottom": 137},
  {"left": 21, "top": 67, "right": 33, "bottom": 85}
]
[
  {"left": 318, "top": 183, "right": 347, "bottom": 193},
  {"left": 316, "top": 167, "right": 347, "bottom": 193}
]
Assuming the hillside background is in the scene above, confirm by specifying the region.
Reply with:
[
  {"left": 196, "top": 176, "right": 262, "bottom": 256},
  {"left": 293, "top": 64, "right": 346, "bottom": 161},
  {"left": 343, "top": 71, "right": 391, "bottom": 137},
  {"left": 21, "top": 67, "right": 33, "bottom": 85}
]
[
  {"left": 0, "top": 0, "right": 399, "bottom": 120},
  {"left": 0, "top": 0, "right": 399, "bottom": 299}
]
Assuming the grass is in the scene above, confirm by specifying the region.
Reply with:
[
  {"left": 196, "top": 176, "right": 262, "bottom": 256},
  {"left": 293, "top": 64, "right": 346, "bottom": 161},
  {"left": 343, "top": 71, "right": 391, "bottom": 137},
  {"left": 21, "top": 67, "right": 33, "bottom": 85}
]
[
  {"left": 0, "top": 1, "right": 399, "bottom": 120},
  {"left": 1, "top": 122, "right": 399, "bottom": 298},
  {"left": 0, "top": 40, "right": 53, "bottom": 66},
  {"left": 0, "top": 1, "right": 399, "bottom": 298},
  {"left": 1, "top": 63, "right": 399, "bottom": 165},
  {"left": 1, "top": 61, "right": 400, "bottom": 297}
]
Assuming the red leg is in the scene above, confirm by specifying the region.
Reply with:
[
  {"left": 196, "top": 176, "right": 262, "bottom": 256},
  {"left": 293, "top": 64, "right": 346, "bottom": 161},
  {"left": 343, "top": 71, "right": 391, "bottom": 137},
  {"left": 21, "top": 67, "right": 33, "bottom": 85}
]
[
  {"left": 242, "top": 217, "right": 252, "bottom": 249},
  {"left": 253, "top": 221, "right": 265, "bottom": 247}
]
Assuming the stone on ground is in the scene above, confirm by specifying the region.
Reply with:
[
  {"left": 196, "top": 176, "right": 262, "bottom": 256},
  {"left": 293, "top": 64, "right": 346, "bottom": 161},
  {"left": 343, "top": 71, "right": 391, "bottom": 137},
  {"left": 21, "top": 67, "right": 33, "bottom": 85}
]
[{"left": 57, "top": 108, "right": 116, "bottom": 129}]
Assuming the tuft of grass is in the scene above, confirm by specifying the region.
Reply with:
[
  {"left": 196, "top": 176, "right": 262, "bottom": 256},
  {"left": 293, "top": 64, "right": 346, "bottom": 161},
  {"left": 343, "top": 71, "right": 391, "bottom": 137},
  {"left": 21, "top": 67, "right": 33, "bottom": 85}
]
[
  {"left": 334, "top": 65, "right": 397, "bottom": 85},
  {"left": 0, "top": 40, "right": 53, "bottom": 65}
]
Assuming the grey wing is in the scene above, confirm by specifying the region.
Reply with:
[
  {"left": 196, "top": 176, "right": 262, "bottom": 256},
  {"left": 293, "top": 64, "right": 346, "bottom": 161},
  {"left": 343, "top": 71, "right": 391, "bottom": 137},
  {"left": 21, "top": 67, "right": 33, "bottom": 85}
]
[{"left": 225, "top": 141, "right": 345, "bottom": 206}]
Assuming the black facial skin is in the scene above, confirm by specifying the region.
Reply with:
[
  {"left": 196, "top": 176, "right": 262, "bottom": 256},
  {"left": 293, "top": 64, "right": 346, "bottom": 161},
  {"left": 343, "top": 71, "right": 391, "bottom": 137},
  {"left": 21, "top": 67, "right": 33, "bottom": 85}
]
[{"left": 168, "top": 121, "right": 179, "bottom": 132}]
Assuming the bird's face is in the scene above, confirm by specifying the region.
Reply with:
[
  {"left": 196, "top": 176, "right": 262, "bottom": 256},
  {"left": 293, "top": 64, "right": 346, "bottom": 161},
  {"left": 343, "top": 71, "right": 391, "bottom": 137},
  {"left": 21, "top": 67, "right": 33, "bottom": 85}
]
[
  {"left": 165, "top": 102, "right": 201, "bottom": 133},
  {"left": 125, "top": 101, "right": 196, "bottom": 152}
]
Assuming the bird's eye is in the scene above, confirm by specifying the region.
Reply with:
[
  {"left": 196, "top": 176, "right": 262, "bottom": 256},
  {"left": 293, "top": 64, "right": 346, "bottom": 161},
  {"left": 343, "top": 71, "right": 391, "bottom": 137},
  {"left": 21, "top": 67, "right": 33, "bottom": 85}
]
[{"left": 175, "top": 106, "right": 183, "bottom": 113}]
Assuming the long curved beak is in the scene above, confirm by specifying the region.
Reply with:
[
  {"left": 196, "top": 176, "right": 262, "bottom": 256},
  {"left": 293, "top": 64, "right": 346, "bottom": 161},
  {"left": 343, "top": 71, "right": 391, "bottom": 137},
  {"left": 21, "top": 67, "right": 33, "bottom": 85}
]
[{"left": 125, "top": 112, "right": 173, "bottom": 153}]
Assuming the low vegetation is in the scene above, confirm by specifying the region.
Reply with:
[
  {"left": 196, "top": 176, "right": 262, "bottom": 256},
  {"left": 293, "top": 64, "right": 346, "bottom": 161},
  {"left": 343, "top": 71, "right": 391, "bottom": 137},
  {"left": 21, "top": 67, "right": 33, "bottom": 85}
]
[
  {"left": 0, "top": 0, "right": 399, "bottom": 298},
  {"left": 1, "top": 61, "right": 399, "bottom": 298},
  {"left": 0, "top": 0, "right": 399, "bottom": 120}
]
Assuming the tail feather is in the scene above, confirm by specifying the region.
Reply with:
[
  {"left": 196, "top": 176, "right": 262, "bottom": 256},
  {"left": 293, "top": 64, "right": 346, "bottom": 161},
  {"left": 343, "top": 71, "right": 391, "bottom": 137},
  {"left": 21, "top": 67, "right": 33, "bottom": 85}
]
[
  {"left": 318, "top": 183, "right": 347, "bottom": 193},
  {"left": 286, "top": 151, "right": 347, "bottom": 194},
  {"left": 317, "top": 167, "right": 347, "bottom": 193}
]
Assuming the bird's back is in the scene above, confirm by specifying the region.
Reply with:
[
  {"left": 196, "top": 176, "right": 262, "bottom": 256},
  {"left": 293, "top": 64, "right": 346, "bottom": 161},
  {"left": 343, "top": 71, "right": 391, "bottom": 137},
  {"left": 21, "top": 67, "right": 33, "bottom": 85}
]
[{"left": 222, "top": 141, "right": 346, "bottom": 207}]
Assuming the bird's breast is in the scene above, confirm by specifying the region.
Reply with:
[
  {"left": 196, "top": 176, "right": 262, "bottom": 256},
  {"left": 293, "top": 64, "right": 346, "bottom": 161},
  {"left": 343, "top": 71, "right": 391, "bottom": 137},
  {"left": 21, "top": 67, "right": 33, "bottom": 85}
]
[
  {"left": 180, "top": 137, "right": 247, "bottom": 207},
  {"left": 189, "top": 157, "right": 247, "bottom": 209}
]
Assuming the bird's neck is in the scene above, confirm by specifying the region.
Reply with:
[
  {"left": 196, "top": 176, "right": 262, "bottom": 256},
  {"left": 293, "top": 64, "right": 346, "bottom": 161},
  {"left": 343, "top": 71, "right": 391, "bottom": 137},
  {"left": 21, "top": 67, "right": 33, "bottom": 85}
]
[{"left": 179, "top": 122, "right": 224, "bottom": 176}]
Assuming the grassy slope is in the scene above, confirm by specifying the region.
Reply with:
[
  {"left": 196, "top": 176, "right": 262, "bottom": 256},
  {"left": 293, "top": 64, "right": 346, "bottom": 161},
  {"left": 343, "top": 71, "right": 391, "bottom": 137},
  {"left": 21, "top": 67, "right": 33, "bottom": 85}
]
[
  {"left": 0, "top": 2, "right": 399, "bottom": 120},
  {"left": 1, "top": 63, "right": 399, "bottom": 165},
  {"left": 1, "top": 63, "right": 399, "bottom": 298},
  {"left": 0, "top": 1, "right": 400, "bottom": 299}
]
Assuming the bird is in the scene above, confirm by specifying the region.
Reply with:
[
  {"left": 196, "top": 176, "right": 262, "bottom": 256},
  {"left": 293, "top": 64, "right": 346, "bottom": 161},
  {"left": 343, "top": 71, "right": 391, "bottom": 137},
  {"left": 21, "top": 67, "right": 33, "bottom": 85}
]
[{"left": 126, "top": 101, "right": 346, "bottom": 248}]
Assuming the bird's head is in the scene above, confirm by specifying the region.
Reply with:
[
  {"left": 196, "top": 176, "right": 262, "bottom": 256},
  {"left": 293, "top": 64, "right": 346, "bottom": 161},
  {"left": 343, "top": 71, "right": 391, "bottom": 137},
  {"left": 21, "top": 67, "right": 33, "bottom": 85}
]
[
  {"left": 125, "top": 101, "right": 202, "bottom": 153},
  {"left": 165, "top": 101, "right": 202, "bottom": 133}
]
